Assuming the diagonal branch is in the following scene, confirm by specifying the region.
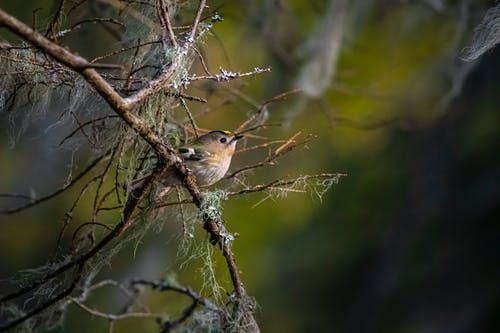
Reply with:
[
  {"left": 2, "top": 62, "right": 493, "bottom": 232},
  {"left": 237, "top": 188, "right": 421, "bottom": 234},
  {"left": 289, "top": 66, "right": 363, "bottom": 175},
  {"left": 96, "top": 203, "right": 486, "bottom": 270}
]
[
  {"left": 236, "top": 88, "right": 302, "bottom": 133},
  {"left": 0, "top": 6, "right": 258, "bottom": 330},
  {"left": 0, "top": 164, "right": 165, "bottom": 305},
  {"left": 59, "top": 114, "right": 120, "bottom": 146},
  {"left": 189, "top": 0, "right": 207, "bottom": 42},
  {"left": 0, "top": 153, "right": 106, "bottom": 215},
  {"left": 0, "top": 263, "right": 85, "bottom": 332},
  {"left": 227, "top": 132, "right": 314, "bottom": 179},
  {"left": 0, "top": 4, "right": 252, "bottom": 317},
  {"left": 0, "top": 8, "right": 171, "bottom": 155},
  {"left": 156, "top": 0, "right": 178, "bottom": 47}
]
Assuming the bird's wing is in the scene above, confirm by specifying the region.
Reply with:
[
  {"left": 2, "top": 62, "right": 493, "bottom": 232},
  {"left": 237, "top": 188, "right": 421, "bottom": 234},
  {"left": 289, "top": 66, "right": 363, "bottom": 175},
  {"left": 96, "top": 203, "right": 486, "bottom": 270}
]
[{"left": 178, "top": 147, "right": 213, "bottom": 161}]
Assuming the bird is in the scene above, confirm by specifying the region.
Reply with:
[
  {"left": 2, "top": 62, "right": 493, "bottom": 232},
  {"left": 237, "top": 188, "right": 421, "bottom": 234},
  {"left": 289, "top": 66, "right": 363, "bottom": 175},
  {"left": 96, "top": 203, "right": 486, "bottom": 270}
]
[
  {"left": 130, "top": 130, "right": 243, "bottom": 195},
  {"left": 168, "top": 130, "right": 243, "bottom": 187}
]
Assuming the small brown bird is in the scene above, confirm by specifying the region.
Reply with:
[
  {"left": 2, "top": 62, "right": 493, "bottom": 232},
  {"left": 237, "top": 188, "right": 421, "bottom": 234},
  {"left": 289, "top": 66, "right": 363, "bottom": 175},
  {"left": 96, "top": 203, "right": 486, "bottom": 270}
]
[
  {"left": 166, "top": 130, "right": 243, "bottom": 187},
  {"left": 131, "top": 130, "right": 242, "bottom": 194}
]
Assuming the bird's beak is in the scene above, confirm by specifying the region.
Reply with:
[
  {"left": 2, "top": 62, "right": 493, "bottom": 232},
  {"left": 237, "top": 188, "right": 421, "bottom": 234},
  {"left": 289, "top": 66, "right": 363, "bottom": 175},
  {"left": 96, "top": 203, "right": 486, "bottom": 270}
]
[{"left": 232, "top": 134, "right": 243, "bottom": 142}]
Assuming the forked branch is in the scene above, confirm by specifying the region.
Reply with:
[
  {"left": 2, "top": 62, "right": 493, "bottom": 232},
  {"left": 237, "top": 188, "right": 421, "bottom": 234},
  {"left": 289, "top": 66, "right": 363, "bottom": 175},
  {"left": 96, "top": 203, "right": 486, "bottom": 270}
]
[{"left": 0, "top": 3, "right": 258, "bottom": 331}]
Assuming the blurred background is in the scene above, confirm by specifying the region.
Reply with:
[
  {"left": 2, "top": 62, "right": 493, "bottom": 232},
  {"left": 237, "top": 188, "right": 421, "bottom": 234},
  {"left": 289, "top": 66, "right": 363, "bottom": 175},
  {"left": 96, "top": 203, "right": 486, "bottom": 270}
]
[{"left": 1, "top": 1, "right": 499, "bottom": 332}]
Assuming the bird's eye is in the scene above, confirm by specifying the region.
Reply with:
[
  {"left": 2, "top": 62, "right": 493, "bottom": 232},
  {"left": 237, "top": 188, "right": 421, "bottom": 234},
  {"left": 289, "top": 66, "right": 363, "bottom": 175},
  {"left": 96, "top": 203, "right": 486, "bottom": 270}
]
[{"left": 220, "top": 137, "right": 227, "bottom": 143}]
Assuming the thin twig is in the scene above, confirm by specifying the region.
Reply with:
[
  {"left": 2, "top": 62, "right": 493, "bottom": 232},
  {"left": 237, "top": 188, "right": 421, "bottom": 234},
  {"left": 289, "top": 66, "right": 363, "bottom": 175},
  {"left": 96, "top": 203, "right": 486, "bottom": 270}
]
[
  {"left": 45, "top": 0, "right": 66, "bottom": 38},
  {"left": 236, "top": 88, "right": 301, "bottom": 133},
  {"left": 95, "top": 0, "right": 156, "bottom": 31},
  {"left": 0, "top": 193, "right": 33, "bottom": 200},
  {"left": 189, "top": 0, "right": 207, "bottom": 42},
  {"left": 70, "top": 298, "right": 160, "bottom": 320},
  {"left": 226, "top": 173, "right": 348, "bottom": 196},
  {"left": 131, "top": 279, "right": 220, "bottom": 332},
  {"left": 227, "top": 132, "right": 314, "bottom": 179},
  {"left": 0, "top": 154, "right": 106, "bottom": 215},
  {"left": 92, "top": 147, "right": 118, "bottom": 219},
  {"left": 71, "top": 221, "right": 114, "bottom": 250},
  {"left": 90, "top": 40, "right": 161, "bottom": 64},
  {"left": 0, "top": 263, "right": 84, "bottom": 332},
  {"left": 0, "top": 162, "right": 165, "bottom": 305},
  {"left": 193, "top": 47, "right": 212, "bottom": 76},
  {"left": 165, "top": 91, "right": 207, "bottom": 103},
  {"left": 180, "top": 97, "right": 199, "bottom": 138},
  {"left": 235, "top": 139, "right": 288, "bottom": 154},
  {"left": 189, "top": 67, "right": 271, "bottom": 82},
  {"left": 234, "top": 123, "right": 282, "bottom": 137},
  {"left": 54, "top": 175, "right": 103, "bottom": 253},
  {"left": 156, "top": 0, "right": 178, "bottom": 47},
  {"left": 0, "top": 8, "right": 259, "bottom": 330},
  {"left": 131, "top": 279, "right": 213, "bottom": 308}
]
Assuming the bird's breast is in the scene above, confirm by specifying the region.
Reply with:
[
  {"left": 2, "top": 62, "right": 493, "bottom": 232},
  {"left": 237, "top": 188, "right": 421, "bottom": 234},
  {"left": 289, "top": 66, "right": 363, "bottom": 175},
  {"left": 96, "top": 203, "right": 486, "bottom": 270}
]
[{"left": 187, "top": 158, "right": 231, "bottom": 186}]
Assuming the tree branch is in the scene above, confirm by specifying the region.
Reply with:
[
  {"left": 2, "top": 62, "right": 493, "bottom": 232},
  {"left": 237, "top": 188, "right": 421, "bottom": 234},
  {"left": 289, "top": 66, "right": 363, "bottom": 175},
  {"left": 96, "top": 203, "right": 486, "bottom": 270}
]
[
  {"left": 189, "top": 0, "right": 208, "bottom": 42},
  {"left": 0, "top": 153, "right": 106, "bottom": 215},
  {"left": 0, "top": 163, "right": 163, "bottom": 303},
  {"left": 156, "top": 0, "right": 178, "bottom": 48},
  {"left": 0, "top": 6, "right": 259, "bottom": 330}
]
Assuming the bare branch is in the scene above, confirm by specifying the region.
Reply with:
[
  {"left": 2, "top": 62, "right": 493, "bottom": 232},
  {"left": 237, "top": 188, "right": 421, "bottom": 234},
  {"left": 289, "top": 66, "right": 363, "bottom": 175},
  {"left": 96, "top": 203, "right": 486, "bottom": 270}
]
[
  {"left": 189, "top": 0, "right": 208, "bottom": 42},
  {"left": 0, "top": 153, "right": 106, "bottom": 215},
  {"left": 0, "top": 162, "right": 164, "bottom": 306},
  {"left": 0, "top": 263, "right": 84, "bottom": 332},
  {"left": 166, "top": 91, "right": 207, "bottom": 103},
  {"left": 227, "top": 132, "right": 314, "bottom": 179},
  {"left": 71, "top": 221, "right": 114, "bottom": 250},
  {"left": 189, "top": 67, "right": 271, "bottom": 82},
  {"left": 236, "top": 88, "right": 301, "bottom": 133},
  {"left": 180, "top": 97, "right": 199, "bottom": 138},
  {"left": 90, "top": 39, "right": 161, "bottom": 64},
  {"left": 70, "top": 298, "right": 160, "bottom": 320},
  {"left": 45, "top": 0, "right": 66, "bottom": 39},
  {"left": 0, "top": 6, "right": 285, "bottom": 332},
  {"left": 226, "top": 173, "right": 348, "bottom": 197},
  {"left": 156, "top": 0, "right": 178, "bottom": 47},
  {"left": 59, "top": 115, "right": 120, "bottom": 146},
  {"left": 54, "top": 175, "right": 105, "bottom": 253},
  {"left": 131, "top": 279, "right": 220, "bottom": 332},
  {"left": 0, "top": 193, "right": 33, "bottom": 200}
]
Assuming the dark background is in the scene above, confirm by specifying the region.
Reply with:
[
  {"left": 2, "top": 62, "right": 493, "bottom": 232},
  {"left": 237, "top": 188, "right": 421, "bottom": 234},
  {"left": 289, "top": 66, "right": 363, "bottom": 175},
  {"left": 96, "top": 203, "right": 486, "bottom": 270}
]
[{"left": 1, "top": 1, "right": 499, "bottom": 332}]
